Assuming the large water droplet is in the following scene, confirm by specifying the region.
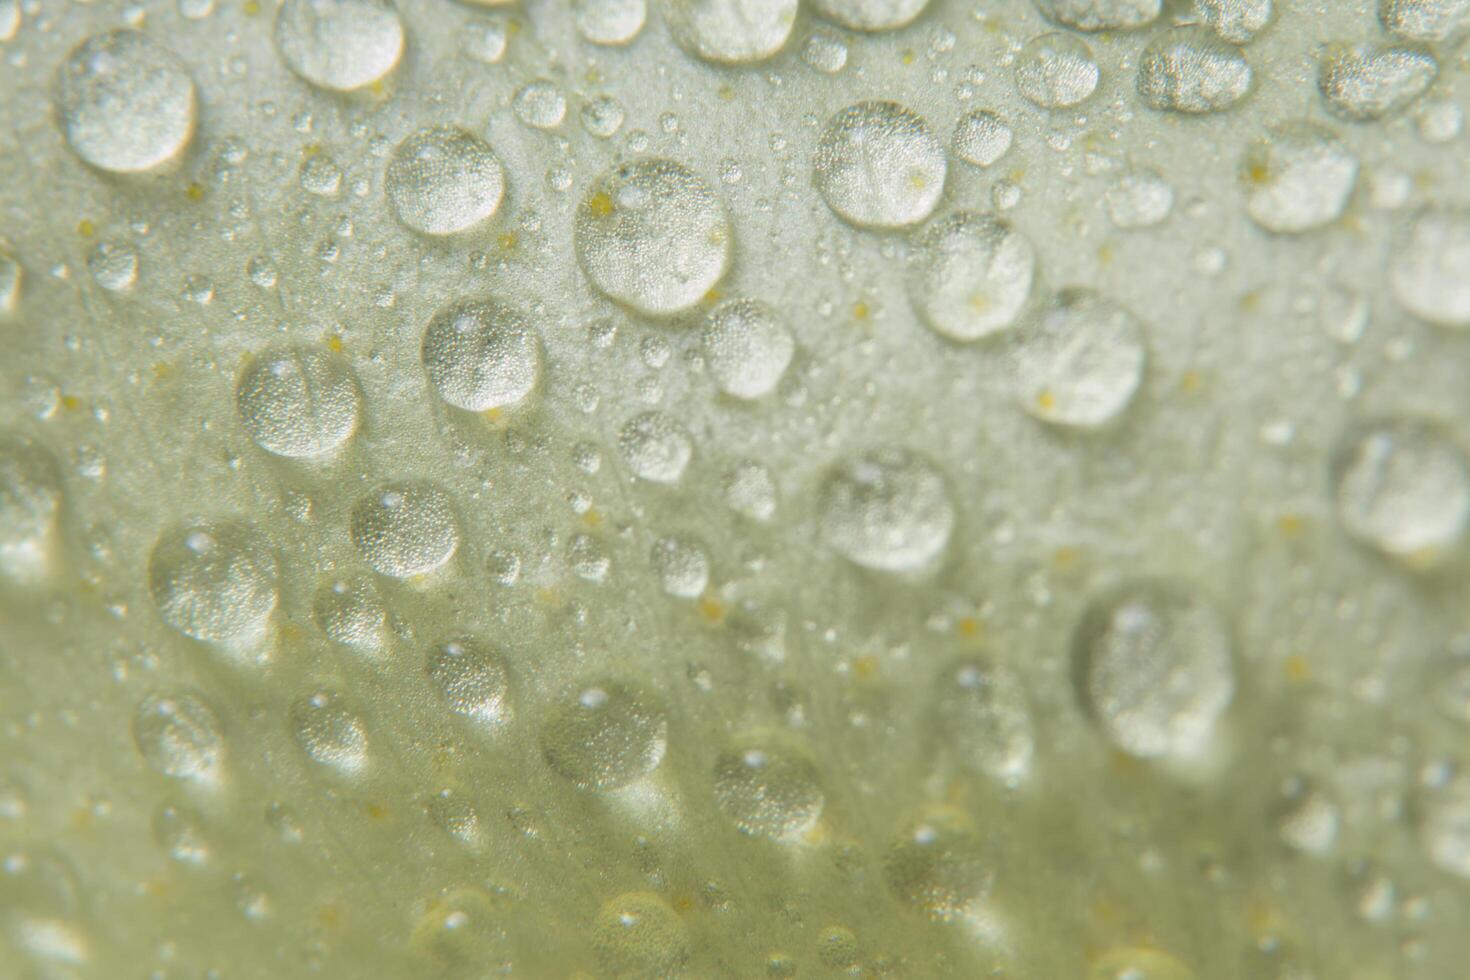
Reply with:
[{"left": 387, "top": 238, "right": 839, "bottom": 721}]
[
  {"left": 712, "top": 741, "right": 824, "bottom": 840},
  {"left": 933, "top": 658, "right": 1034, "bottom": 786},
  {"left": 814, "top": 101, "right": 946, "bottom": 230},
  {"left": 701, "top": 298, "right": 794, "bottom": 399},
  {"left": 386, "top": 126, "right": 505, "bottom": 236},
  {"left": 1013, "top": 289, "right": 1147, "bottom": 430},
  {"left": 1015, "top": 32, "right": 1100, "bottom": 109},
  {"left": 350, "top": 482, "right": 461, "bottom": 579},
  {"left": 907, "top": 211, "right": 1035, "bottom": 342},
  {"left": 1389, "top": 206, "right": 1470, "bottom": 327},
  {"left": 592, "top": 892, "right": 690, "bottom": 977},
  {"left": 0, "top": 434, "right": 63, "bottom": 580},
  {"left": 148, "top": 520, "right": 278, "bottom": 646},
  {"left": 540, "top": 682, "right": 668, "bottom": 790},
  {"left": 951, "top": 109, "right": 1012, "bottom": 168},
  {"left": 1034, "top": 0, "right": 1160, "bottom": 31},
  {"left": 810, "top": 0, "right": 929, "bottom": 31},
  {"left": 1332, "top": 418, "right": 1470, "bottom": 559},
  {"left": 1196, "top": 0, "right": 1271, "bottom": 43},
  {"left": 290, "top": 690, "right": 369, "bottom": 774},
  {"left": 235, "top": 347, "right": 360, "bottom": 459},
  {"left": 312, "top": 576, "right": 388, "bottom": 653},
  {"left": 1421, "top": 774, "right": 1470, "bottom": 879},
  {"left": 1137, "top": 27, "right": 1252, "bottom": 115},
  {"left": 1379, "top": 0, "right": 1470, "bottom": 43},
  {"left": 576, "top": 0, "right": 647, "bottom": 44},
  {"left": 426, "top": 637, "right": 512, "bottom": 727},
  {"left": 662, "top": 0, "right": 798, "bottom": 64},
  {"left": 421, "top": 299, "right": 541, "bottom": 412},
  {"left": 1318, "top": 43, "right": 1436, "bottom": 122},
  {"left": 132, "top": 692, "right": 225, "bottom": 781},
  {"left": 818, "top": 448, "right": 954, "bottom": 572},
  {"left": 273, "top": 0, "right": 404, "bottom": 92},
  {"left": 884, "top": 806, "right": 991, "bottom": 922},
  {"left": 1240, "top": 122, "right": 1357, "bottom": 234}
]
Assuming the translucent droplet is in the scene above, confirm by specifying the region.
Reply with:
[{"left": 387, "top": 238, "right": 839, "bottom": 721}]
[
  {"left": 290, "top": 690, "right": 369, "bottom": 775},
  {"left": 725, "top": 460, "right": 777, "bottom": 520},
  {"left": 1240, "top": 122, "right": 1357, "bottom": 234},
  {"left": 1073, "top": 581, "right": 1235, "bottom": 759},
  {"left": 426, "top": 637, "right": 512, "bottom": 726},
  {"left": 701, "top": 298, "right": 794, "bottom": 399},
  {"left": 1318, "top": 43, "right": 1436, "bottom": 122},
  {"left": 1035, "top": 0, "right": 1160, "bottom": 31},
  {"left": 411, "top": 887, "right": 510, "bottom": 967},
  {"left": 1104, "top": 170, "right": 1174, "bottom": 229},
  {"left": 569, "top": 533, "right": 611, "bottom": 582},
  {"left": 0, "top": 248, "right": 19, "bottom": 315},
  {"left": 802, "top": 32, "right": 849, "bottom": 74},
  {"left": 1420, "top": 774, "right": 1470, "bottom": 879},
  {"left": 662, "top": 0, "right": 798, "bottom": 64},
  {"left": 884, "top": 806, "right": 991, "bottom": 922},
  {"left": 907, "top": 211, "right": 1035, "bottom": 342},
  {"left": 1389, "top": 206, "right": 1470, "bottom": 327},
  {"left": 1086, "top": 947, "right": 1195, "bottom": 980},
  {"left": 1275, "top": 782, "right": 1339, "bottom": 856},
  {"left": 1015, "top": 32, "right": 1099, "bottom": 109},
  {"left": 810, "top": 0, "right": 930, "bottom": 31},
  {"left": 153, "top": 803, "right": 210, "bottom": 863},
  {"left": 350, "top": 482, "right": 460, "bottom": 579},
  {"left": 298, "top": 152, "right": 342, "bottom": 196},
  {"left": 0, "top": 434, "right": 63, "bottom": 579},
  {"left": 1379, "top": 0, "right": 1470, "bottom": 43},
  {"left": 133, "top": 692, "right": 224, "bottom": 781},
  {"left": 713, "top": 742, "right": 824, "bottom": 840},
  {"left": 540, "top": 682, "right": 668, "bottom": 790},
  {"left": 1196, "top": 0, "right": 1271, "bottom": 43},
  {"left": 1138, "top": 27, "right": 1251, "bottom": 115},
  {"left": 512, "top": 78, "right": 567, "bottom": 129},
  {"left": 421, "top": 299, "right": 541, "bottom": 412},
  {"left": 312, "top": 576, "right": 388, "bottom": 653},
  {"left": 933, "top": 658, "right": 1034, "bottom": 786},
  {"left": 650, "top": 535, "right": 709, "bottom": 598},
  {"left": 273, "top": 0, "right": 404, "bottom": 92},
  {"left": 575, "top": 158, "right": 730, "bottom": 316},
  {"left": 235, "top": 347, "right": 360, "bottom": 458},
  {"left": 1333, "top": 418, "right": 1470, "bottom": 559},
  {"left": 148, "top": 520, "right": 278, "bottom": 645},
  {"left": 88, "top": 243, "right": 139, "bottom": 292},
  {"left": 386, "top": 126, "right": 506, "bottom": 236},
  {"left": 592, "top": 892, "right": 690, "bottom": 977},
  {"left": 813, "top": 101, "right": 946, "bottom": 230},
  {"left": 618, "top": 412, "right": 693, "bottom": 484},
  {"left": 54, "top": 30, "right": 197, "bottom": 173},
  {"left": 576, "top": 0, "right": 647, "bottom": 45},
  {"left": 952, "top": 109, "right": 1012, "bottom": 168},
  {"left": 819, "top": 448, "right": 954, "bottom": 572},
  {"left": 1014, "top": 289, "right": 1147, "bottom": 430},
  {"left": 582, "top": 96, "right": 627, "bottom": 138},
  {"left": 426, "top": 790, "right": 483, "bottom": 846}
]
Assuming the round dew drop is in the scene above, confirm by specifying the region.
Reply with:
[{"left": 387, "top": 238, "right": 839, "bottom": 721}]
[
  {"left": 951, "top": 110, "right": 1012, "bottom": 168},
  {"left": 148, "top": 520, "right": 278, "bottom": 646},
  {"left": 575, "top": 158, "right": 730, "bottom": 316},
  {"left": 540, "top": 682, "right": 669, "bottom": 790},
  {"left": 54, "top": 30, "right": 197, "bottom": 173},
  {"left": 133, "top": 692, "right": 225, "bottom": 781},
  {"left": 884, "top": 806, "right": 991, "bottom": 922},
  {"left": 650, "top": 535, "right": 710, "bottom": 598},
  {"left": 1137, "top": 27, "right": 1252, "bottom": 115},
  {"left": 273, "top": 0, "right": 404, "bottom": 92},
  {"left": 907, "top": 211, "right": 1035, "bottom": 342},
  {"left": 1332, "top": 418, "right": 1470, "bottom": 559},
  {"left": 810, "top": 0, "right": 930, "bottom": 31},
  {"left": 426, "top": 637, "right": 512, "bottom": 726},
  {"left": 1389, "top": 206, "right": 1470, "bottom": 327},
  {"left": 662, "top": 0, "right": 798, "bottom": 65},
  {"left": 618, "top": 412, "right": 693, "bottom": 484},
  {"left": 349, "top": 482, "right": 461, "bottom": 579},
  {"left": 1072, "top": 581, "right": 1235, "bottom": 760},
  {"left": 818, "top": 447, "right": 955, "bottom": 572},
  {"left": 1034, "top": 0, "right": 1160, "bottom": 31},
  {"left": 712, "top": 742, "right": 824, "bottom": 840},
  {"left": 1240, "top": 122, "right": 1358, "bottom": 235},
  {"left": 1196, "top": 0, "right": 1271, "bottom": 43},
  {"left": 701, "top": 298, "right": 795, "bottom": 399},
  {"left": 0, "top": 433, "right": 64, "bottom": 578},
  {"left": 1104, "top": 170, "right": 1174, "bottom": 229},
  {"left": 1420, "top": 774, "right": 1470, "bottom": 879},
  {"left": 89, "top": 243, "right": 140, "bottom": 292},
  {"left": 235, "top": 347, "right": 360, "bottom": 459},
  {"left": 289, "top": 691, "right": 369, "bottom": 775},
  {"left": 813, "top": 101, "right": 947, "bottom": 230},
  {"left": 1014, "top": 289, "right": 1146, "bottom": 430},
  {"left": 386, "top": 127, "right": 506, "bottom": 236},
  {"left": 1317, "top": 43, "right": 1437, "bottom": 122},
  {"left": 312, "top": 576, "right": 388, "bottom": 653},
  {"left": 1015, "top": 32, "right": 1100, "bottom": 109},
  {"left": 576, "top": 0, "right": 648, "bottom": 45},
  {"left": 1379, "top": 0, "right": 1470, "bottom": 43},
  {"left": 421, "top": 299, "right": 541, "bottom": 412},
  {"left": 512, "top": 79, "right": 567, "bottom": 129},
  {"left": 933, "top": 658, "right": 1035, "bottom": 786},
  {"left": 592, "top": 892, "right": 691, "bottom": 978}
]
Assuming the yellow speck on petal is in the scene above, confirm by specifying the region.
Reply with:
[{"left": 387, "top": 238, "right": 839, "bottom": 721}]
[
  {"left": 1240, "top": 290, "right": 1261, "bottom": 312},
  {"left": 909, "top": 171, "right": 927, "bottom": 191},
  {"left": 481, "top": 407, "right": 504, "bottom": 423},
  {"left": 535, "top": 586, "right": 562, "bottom": 608},
  {"left": 968, "top": 292, "right": 990, "bottom": 313},
  {"left": 957, "top": 616, "right": 982, "bottom": 639},
  {"left": 185, "top": 183, "right": 204, "bottom": 201},
  {"left": 1246, "top": 162, "right": 1270, "bottom": 185},
  {"left": 803, "top": 819, "right": 829, "bottom": 845},
  {"left": 1053, "top": 547, "right": 1078, "bottom": 570},
  {"left": 901, "top": 49, "right": 916, "bottom": 65},
  {"left": 507, "top": 19, "right": 522, "bottom": 35},
  {"left": 702, "top": 286, "right": 723, "bottom": 305},
  {"left": 243, "top": 0, "right": 260, "bottom": 14},
  {"left": 718, "top": 85, "right": 735, "bottom": 101},
  {"left": 61, "top": 395, "right": 81, "bottom": 411},
  {"left": 1097, "top": 244, "right": 1114, "bottom": 265},
  {"left": 1180, "top": 370, "right": 1202, "bottom": 392},
  {"left": 69, "top": 807, "right": 93, "bottom": 831},
  {"left": 369, "top": 79, "right": 386, "bottom": 97},
  {"left": 152, "top": 362, "right": 173, "bottom": 380},
  {"left": 326, "top": 334, "right": 344, "bottom": 353},
  {"left": 1277, "top": 513, "right": 1302, "bottom": 537},
  {"left": 1035, "top": 390, "right": 1057, "bottom": 412},
  {"left": 852, "top": 301, "right": 870, "bottom": 321},
  {"left": 581, "top": 508, "right": 602, "bottom": 528},
  {"left": 698, "top": 594, "right": 726, "bottom": 625},
  {"left": 498, "top": 231, "right": 518, "bottom": 251},
  {"left": 77, "top": 219, "right": 95, "bottom": 237},
  {"left": 1285, "top": 655, "right": 1310, "bottom": 683},
  {"left": 587, "top": 191, "right": 614, "bottom": 218},
  {"left": 316, "top": 903, "right": 344, "bottom": 932},
  {"left": 854, "top": 655, "right": 880, "bottom": 682},
  {"left": 303, "top": 143, "right": 321, "bottom": 157},
  {"left": 366, "top": 802, "right": 388, "bottom": 821}
]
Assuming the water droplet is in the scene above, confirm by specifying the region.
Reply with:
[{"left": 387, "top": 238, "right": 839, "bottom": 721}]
[
  {"left": 576, "top": 0, "right": 647, "bottom": 44},
  {"left": 1035, "top": 0, "right": 1160, "bottom": 31},
  {"left": 933, "top": 658, "right": 1034, "bottom": 786},
  {"left": 819, "top": 448, "right": 954, "bottom": 572},
  {"left": 54, "top": 30, "right": 197, "bottom": 173},
  {"left": 814, "top": 101, "right": 946, "bottom": 230},
  {"left": 313, "top": 576, "right": 388, "bottom": 653},
  {"left": 412, "top": 886, "right": 511, "bottom": 967},
  {"left": 701, "top": 298, "right": 794, "bottom": 399},
  {"left": 299, "top": 152, "right": 342, "bottom": 196},
  {"left": 569, "top": 532, "right": 611, "bottom": 582},
  {"left": 663, "top": 0, "right": 798, "bottom": 64},
  {"left": 350, "top": 482, "right": 461, "bottom": 579},
  {"left": 650, "top": 535, "right": 709, "bottom": 597},
  {"left": 884, "top": 806, "right": 990, "bottom": 922},
  {"left": 618, "top": 412, "right": 693, "bottom": 484},
  {"left": 426, "top": 790, "right": 483, "bottom": 845},
  {"left": 1073, "top": 581, "right": 1235, "bottom": 759},
  {"left": 1275, "top": 781, "right": 1339, "bottom": 856},
  {"left": 592, "top": 892, "right": 690, "bottom": 977},
  {"left": 1015, "top": 32, "right": 1099, "bottom": 109},
  {"left": 1420, "top": 773, "right": 1470, "bottom": 878},
  {"left": 153, "top": 803, "right": 210, "bottom": 863},
  {"left": 273, "top": 0, "right": 404, "bottom": 92},
  {"left": 133, "top": 692, "right": 224, "bottom": 781},
  {"left": 290, "top": 690, "right": 369, "bottom": 774},
  {"left": 1379, "top": 0, "right": 1470, "bottom": 43},
  {"left": 810, "top": 0, "right": 929, "bottom": 31},
  {"left": 88, "top": 243, "right": 138, "bottom": 292},
  {"left": 148, "top": 520, "right": 277, "bottom": 645},
  {"left": 426, "top": 637, "right": 512, "bottom": 726},
  {"left": 1389, "top": 206, "right": 1470, "bottom": 327},
  {"left": 540, "top": 681, "right": 668, "bottom": 789},
  {"left": 575, "top": 158, "right": 730, "bottom": 315},
  {"left": 236, "top": 347, "right": 360, "bottom": 459},
  {"left": 512, "top": 78, "right": 567, "bottom": 129},
  {"left": 1104, "top": 170, "right": 1174, "bottom": 229},
  {"left": 1086, "top": 948, "right": 1195, "bottom": 980},
  {"left": 0, "top": 434, "right": 63, "bottom": 580},
  {"left": 386, "top": 126, "right": 505, "bottom": 236},
  {"left": 422, "top": 299, "right": 541, "bottom": 412},
  {"left": 1138, "top": 27, "right": 1251, "bottom": 115},
  {"left": 802, "top": 32, "right": 848, "bottom": 73},
  {"left": 725, "top": 460, "right": 777, "bottom": 520},
  {"left": 1318, "top": 43, "right": 1436, "bottom": 122},
  {"left": 582, "top": 95, "right": 627, "bottom": 138},
  {"left": 0, "top": 249, "right": 19, "bottom": 315},
  {"left": 1014, "top": 289, "right": 1146, "bottom": 429},
  {"left": 951, "top": 109, "right": 1012, "bottom": 168},
  {"left": 1196, "top": 0, "right": 1271, "bottom": 43},
  {"left": 712, "top": 741, "right": 824, "bottom": 840},
  {"left": 1240, "top": 122, "right": 1358, "bottom": 234},
  {"left": 1332, "top": 418, "right": 1470, "bottom": 559},
  {"left": 907, "top": 211, "right": 1035, "bottom": 342}
]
